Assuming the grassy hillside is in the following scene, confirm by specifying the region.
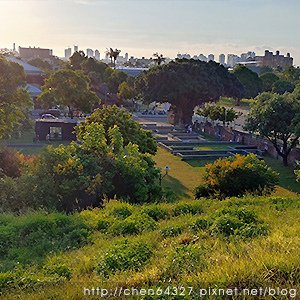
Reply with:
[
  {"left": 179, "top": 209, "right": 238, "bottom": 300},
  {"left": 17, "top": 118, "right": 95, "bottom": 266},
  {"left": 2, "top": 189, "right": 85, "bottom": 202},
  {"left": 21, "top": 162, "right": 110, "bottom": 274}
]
[{"left": 1, "top": 148, "right": 299, "bottom": 299}]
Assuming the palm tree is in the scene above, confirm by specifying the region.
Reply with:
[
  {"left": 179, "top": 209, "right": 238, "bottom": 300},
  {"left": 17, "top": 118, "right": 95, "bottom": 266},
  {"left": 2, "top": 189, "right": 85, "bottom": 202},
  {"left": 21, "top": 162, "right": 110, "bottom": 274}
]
[
  {"left": 106, "top": 48, "right": 121, "bottom": 69},
  {"left": 153, "top": 53, "right": 166, "bottom": 66}
]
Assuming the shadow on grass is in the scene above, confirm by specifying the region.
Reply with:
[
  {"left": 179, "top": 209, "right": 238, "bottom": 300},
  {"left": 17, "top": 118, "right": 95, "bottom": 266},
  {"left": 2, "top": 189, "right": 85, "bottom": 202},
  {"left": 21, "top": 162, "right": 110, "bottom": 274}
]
[
  {"left": 161, "top": 175, "right": 191, "bottom": 199},
  {"left": 186, "top": 159, "right": 215, "bottom": 168}
]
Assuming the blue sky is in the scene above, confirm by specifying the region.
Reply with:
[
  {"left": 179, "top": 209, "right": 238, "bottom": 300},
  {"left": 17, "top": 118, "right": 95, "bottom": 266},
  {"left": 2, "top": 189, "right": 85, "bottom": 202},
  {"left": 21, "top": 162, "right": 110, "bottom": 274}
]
[{"left": 1, "top": 0, "right": 299, "bottom": 65}]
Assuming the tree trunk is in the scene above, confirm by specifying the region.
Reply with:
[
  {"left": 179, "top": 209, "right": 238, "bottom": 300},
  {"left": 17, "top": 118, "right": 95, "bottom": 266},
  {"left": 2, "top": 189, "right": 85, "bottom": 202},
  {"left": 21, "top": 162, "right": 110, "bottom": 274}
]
[{"left": 282, "top": 155, "right": 288, "bottom": 166}]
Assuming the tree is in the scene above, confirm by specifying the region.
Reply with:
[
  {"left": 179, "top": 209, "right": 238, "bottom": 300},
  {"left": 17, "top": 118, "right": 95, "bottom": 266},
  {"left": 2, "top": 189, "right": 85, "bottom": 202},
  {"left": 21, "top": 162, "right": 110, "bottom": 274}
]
[
  {"left": 117, "top": 81, "right": 134, "bottom": 102},
  {"left": 260, "top": 72, "right": 279, "bottom": 92},
  {"left": 0, "top": 57, "right": 32, "bottom": 139},
  {"left": 28, "top": 58, "right": 52, "bottom": 71},
  {"left": 197, "top": 103, "right": 241, "bottom": 126},
  {"left": 136, "top": 59, "right": 244, "bottom": 124},
  {"left": 76, "top": 105, "right": 157, "bottom": 154},
  {"left": 69, "top": 51, "right": 86, "bottom": 70},
  {"left": 106, "top": 48, "right": 121, "bottom": 68},
  {"left": 37, "top": 69, "right": 100, "bottom": 117},
  {"left": 153, "top": 53, "right": 165, "bottom": 66},
  {"left": 272, "top": 80, "right": 295, "bottom": 94},
  {"left": 233, "top": 65, "right": 262, "bottom": 99},
  {"left": 245, "top": 92, "right": 300, "bottom": 166}
]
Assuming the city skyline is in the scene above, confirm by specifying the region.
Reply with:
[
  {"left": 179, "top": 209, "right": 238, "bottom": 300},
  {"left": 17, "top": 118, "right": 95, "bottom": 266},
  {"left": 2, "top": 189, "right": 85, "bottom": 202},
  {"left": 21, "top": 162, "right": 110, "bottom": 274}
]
[{"left": 1, "top": 0, "right": 300, "bottom": 65}]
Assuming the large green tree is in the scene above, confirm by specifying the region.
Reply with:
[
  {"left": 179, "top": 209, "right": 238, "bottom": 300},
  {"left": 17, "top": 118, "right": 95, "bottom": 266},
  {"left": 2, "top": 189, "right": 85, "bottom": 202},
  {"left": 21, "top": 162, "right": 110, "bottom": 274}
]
[
  {"left": 37, "top": 69, "right": 100, "bottom": 117},
  {"left": 260, "top": 72, "right": 279, "bottom": 92},
  {"left": 272, "top": 80, "right": 295, "bottom": 95},
  {"left": 0, "top": 57, "right": 31, "bottom": 139},
  {"left": 233, "top": 65, "right": 262, "bottom": 99},
  {"left": 136, "top": 59, "right": 244, "bottom": 124},
  {"left": 245, "top": 92, "right": 300, "bottom": 166},
  {"left": 197, "top": 103, "right": 241, "bottom": 126},
  {"left": 76, "top": 105, "right": 157, "bottom": 154}
]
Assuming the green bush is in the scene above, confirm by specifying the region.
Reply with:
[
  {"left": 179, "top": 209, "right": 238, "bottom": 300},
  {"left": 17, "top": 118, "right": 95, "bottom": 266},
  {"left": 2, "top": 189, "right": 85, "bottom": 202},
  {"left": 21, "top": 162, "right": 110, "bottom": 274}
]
[
  {"left": 164, "top": 244, "right": 206, "bottom": 279},
  {"left": 189, "top": 218, "right": 210, "bottom": 232},
  {"left": 0, "top": 212, "right": 90, "bottom": 267},
  {"left": 96, "top": 240, "right": 152, "bottom": 277},
  {"left": 160, "top": 226, "right": 183, "bottom": 238},
  {"left": 109, "top": 206, "right": 132, "bottom": 220},
  {"left": 172, "top": 202, "right": 203, "bottom": 216},
  {"left": 96, "top": 219, "right": 111, "bottom": 232},
  {"left": 211, "top": 208, "right": 268, "bottom": 238},
  {"left": 195, "top": 154, "right": 279, "bottom": 199},
  {"left": 142, "top": 205, "right": 169, "bottom": 221},
  {"left": 44, "top": 263, "right": 72, "bottom": 280},
  {"left": 109, "top": 213, "right": 157, "bottom": 236}
]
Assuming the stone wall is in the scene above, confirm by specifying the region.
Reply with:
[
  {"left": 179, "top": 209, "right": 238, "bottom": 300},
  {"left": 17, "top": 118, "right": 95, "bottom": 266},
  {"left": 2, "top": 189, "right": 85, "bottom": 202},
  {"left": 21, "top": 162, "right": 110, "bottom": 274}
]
[{"left": 201, "top": 123, "right": 300, "bottom": 166}]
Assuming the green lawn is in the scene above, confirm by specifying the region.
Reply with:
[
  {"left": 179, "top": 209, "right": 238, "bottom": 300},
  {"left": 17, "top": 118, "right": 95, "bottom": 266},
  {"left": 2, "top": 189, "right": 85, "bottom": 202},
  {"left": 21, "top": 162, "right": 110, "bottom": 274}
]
[
  {"left": 154, "top": 147, "right": 297, "bottom": 197},
  {"left": 195, "top": 143, "right": 233, "bottom": 151},
  {"left": 2, "top": 147, "right": 300, "bottom": 300},
  {"left": 264, "top": 156, "right": 300, "bottom": 193},
  {"left": 218, "top": 97, "right": 254, "bottom": 108}
]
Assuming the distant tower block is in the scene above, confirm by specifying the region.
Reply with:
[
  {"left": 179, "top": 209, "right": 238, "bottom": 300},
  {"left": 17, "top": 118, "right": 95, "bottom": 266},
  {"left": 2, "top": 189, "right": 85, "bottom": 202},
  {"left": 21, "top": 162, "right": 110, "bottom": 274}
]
[
  {"left": 13, "top": 43, "right": 16, "bottom": 51},
  {"left": 74, "top": 45, "right": 78, "bottom": 52}
]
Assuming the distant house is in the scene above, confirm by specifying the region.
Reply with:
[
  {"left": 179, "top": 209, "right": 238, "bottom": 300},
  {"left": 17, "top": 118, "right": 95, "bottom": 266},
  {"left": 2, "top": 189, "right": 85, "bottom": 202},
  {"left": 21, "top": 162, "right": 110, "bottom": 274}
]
[
  {"left": 35, "top": 119, "right": 78, "bottom": 141},
  {"left": 25, "top": 84, "right": 42, "bottom": 106},
  {"left": 6, "top": 56, "right": 45, "bottom": 85}
]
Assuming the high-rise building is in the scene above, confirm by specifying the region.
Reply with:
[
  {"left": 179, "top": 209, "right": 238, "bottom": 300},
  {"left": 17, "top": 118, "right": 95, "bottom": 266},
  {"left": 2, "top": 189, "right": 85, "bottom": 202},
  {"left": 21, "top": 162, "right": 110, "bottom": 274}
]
[
  {"left": 124, "top": 53, "right": 128, "bottom": 61},
  {"left": 219, "top": 54, "right": 225, "bottom": 65},
  {"left": 86, "top": 48, "right": 94, "bottom": 58},
  {"left": 94, "top": 49, "right": 100, "bottom": 60},
  {"left": 198, "top": 54, "right": 207, "bottom": 62},
  {"left": 208, "top": 54, "right": 215, "bottom": 62},
  {"left": 65, "top": 47, "right": 72, "bottom": 60},
  {"left": 227, "top": 54, "right": 240, "bottom": 67},
  {"left": 74, "top": 45, "right": 78, "bottom": 52}
]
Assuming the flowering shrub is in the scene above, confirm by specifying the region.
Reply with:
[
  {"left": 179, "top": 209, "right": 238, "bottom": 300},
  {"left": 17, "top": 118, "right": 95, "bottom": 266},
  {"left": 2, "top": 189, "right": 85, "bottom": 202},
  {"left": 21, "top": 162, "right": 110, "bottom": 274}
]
[{"left": 195, "top": 154, "right": 279, "bottom": 198}]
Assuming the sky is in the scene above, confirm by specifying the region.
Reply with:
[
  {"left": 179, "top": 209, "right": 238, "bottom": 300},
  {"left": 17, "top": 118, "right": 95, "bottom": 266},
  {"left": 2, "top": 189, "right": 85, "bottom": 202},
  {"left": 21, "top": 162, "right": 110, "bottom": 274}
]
[{"left": 0, "top": 0, "right": 299, "bottom": 65}]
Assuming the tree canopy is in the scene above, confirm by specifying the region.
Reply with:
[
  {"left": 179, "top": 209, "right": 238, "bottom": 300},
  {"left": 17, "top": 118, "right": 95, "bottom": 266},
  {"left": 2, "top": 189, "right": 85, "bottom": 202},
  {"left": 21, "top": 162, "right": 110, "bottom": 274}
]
[
  {"left": 136, "top": 59, "right": 244, "bottom": 124},
  {"left": 233, "top": 65, "right": 262, "bottom": 98},
  {"left": 0, "top": 57, "right": 32, "bottom": 139},
  {"left": 260, "top": 72, "right": 280, "bottom": 92},
  {"left": 76, "top": 105, "right": 157, "bottom": 154},
  {"left": 197, "top": 103, "right": 241, "bottom": 125},
  {"left": 272, "top": 80, "right": 295, "bottom": 95},
  {"left": 245, "top": 92, "right": 300, "bottom": 166},
  {"left": 37, "top": 69, "right": 100, "bottom": 116}
]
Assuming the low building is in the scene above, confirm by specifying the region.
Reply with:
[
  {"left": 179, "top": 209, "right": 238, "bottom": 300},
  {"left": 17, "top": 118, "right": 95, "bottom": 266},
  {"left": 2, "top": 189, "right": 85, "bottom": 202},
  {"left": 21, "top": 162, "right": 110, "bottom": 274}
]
[
  {"left": 6, "top": 56, "right": 45, "bottom": 84},
  {"left": 255, "top": 50, "right": 293, "bottom": 70},
  {"left": 19, "top": 46, "right": 53, "bottom": 61},
  {"left": 35, "top": 119, "right": 78, "bottom": 141}
]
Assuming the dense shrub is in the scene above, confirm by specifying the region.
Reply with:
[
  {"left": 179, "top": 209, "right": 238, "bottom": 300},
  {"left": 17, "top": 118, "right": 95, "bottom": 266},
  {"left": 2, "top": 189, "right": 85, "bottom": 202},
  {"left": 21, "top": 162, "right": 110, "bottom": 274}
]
[
  {"left": 189, "top": 218, "right": 210, "bottom": 232},
  {"left": 172, "top": 202, "right": 203, "bottom": 216},
  {"left": 160, "top": 226, "right": 183, "bottom": 238},
  {"left": 211, "top": 208, "right": 268, "bottom": 238},
  {"left": 0, "top": 123, "right": 162, "bottom": 213},
  {"left": 142, "top": 205, "right": 169, "bottom": 221},
  {"left": 109, "top": 206, "right": 132, "bottom": 220},
  {"left": 109, "top": 213, "right": 157, "bottom": 236},
  {"left": 0, "top": 147, "right": 22, "bottom": 178},
  {"left": 0, "top": 212, "right": 90, "bottom": 268},
  {"left": 96, "top": 219, "right": 111, "bottom": 232},
  {"left": 96, "top": 240, "right": 152, "bottom": 277},
  {"left": 163, "top": 244, "right": 206, "bottom": 279},
  {"left": 195, "top": 154, "right": 279, "bottom": 199}
]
